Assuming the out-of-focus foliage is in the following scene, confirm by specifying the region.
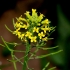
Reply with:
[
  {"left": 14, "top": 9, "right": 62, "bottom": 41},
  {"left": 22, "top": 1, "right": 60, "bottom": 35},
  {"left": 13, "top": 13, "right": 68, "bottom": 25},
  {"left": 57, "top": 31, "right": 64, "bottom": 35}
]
[
  {"left": 48, "top": 4, "right": 70, "bottom": 70},
  {"left": 2, "top": 43, "right": 14, "bottom": 57}
]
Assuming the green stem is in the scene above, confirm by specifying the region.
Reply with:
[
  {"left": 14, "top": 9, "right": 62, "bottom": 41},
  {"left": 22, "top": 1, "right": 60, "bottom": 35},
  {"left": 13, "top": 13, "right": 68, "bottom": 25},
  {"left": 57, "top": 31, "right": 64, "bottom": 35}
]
[
  {"left": 11, "top": 51, "right": 17, "bottom": 70},
  {"left": 1, "top": 37, "right": 17, "bottom": 70},
  {"left": 23, "top": 42, "right": 30, "bottom": 70},
  {"left": 42, "top": 62, "right": 50, "bottom": 70}
]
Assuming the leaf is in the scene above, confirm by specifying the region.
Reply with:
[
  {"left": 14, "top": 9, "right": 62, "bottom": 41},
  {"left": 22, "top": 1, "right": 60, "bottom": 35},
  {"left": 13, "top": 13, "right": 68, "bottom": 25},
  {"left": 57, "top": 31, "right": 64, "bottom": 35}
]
[{"left": 35, "top": 50, "right": 62, "bottom": 59}]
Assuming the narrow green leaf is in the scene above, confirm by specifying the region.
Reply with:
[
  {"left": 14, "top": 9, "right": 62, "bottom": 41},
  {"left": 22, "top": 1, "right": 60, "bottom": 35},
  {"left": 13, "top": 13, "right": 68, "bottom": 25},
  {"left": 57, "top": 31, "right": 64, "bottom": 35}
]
[
  {"left": 5, "top": 25, "right": 13, "bottom": 33},
  {"left": 48, "top": 67, "right": 56, "bottom": 70},
  {"left": 42, "top": 62, "right": 50, "bottom": 70},
  {"left": 35, "top": 50, "right": 63, "bottom": 59}
]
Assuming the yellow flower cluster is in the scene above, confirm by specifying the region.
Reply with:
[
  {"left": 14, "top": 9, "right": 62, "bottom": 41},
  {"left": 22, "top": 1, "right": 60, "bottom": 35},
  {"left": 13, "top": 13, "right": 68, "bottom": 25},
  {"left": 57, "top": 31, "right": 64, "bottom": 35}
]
[{"left": 13, "top": 9, "right": 53, "bottom": 43}]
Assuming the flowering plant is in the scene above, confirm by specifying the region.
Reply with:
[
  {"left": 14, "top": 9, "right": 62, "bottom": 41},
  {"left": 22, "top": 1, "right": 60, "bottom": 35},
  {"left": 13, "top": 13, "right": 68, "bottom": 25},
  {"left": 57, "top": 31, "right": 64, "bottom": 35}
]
[{"left": 0, "top": 9, "right": 62, "bottom": 70}]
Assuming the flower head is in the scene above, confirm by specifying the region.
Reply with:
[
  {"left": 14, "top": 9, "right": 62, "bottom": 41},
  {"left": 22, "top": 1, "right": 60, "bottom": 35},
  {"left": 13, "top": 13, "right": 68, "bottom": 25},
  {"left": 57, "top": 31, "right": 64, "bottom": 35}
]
[{"left": 12, "top": 9, "right": 54, "bottom": 44}]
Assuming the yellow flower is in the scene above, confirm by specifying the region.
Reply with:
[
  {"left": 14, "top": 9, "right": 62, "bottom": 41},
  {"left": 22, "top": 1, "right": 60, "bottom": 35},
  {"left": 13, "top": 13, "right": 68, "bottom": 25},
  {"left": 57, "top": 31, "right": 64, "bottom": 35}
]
[
  {"left": 14, "top": 22, "right": 21, "bottom": 28},
  {"left": 18, "top": 15, "right": 27, "bottom": 22},
  {"left": 17, "top": 32, "right": 21, "bottom": 38},
  {"left": 12, "top": 9, "right": 53, "bottom": 43},
  {"left": 25, "top": 31, "right": 32, "bottom": 38},
  {"left": 38, "top": 32, "right": 45, "bottom": 39},
  {"left": 33, "top": 27, "right": 39, "bottom": 33},
  {"left": 47, "top": 27, "right": 51, "bottom": 32},
  {"left": 39, "top": 14, "right": 44, "bottom": 18},
  {"left": 13, "top": 29, "right": 21, "bottom": 38},
  {"left": 24, "top": 11, "right": 31, "bottom": 19},
  {"left": 30, "top": 36, "right": 37, "bottom": 42},
  {"left": 42, "top": 37, "right": 48, "bottom": 41},
  {"left": 41, "top": 27, "right": 51, "bottom": 33},
  {"left": 38, "top": 14, "right": 44, "bottom": 22},
  {"left": 21, "top": 34, "right": 25, "bottom": 40},
  {"left": 13, "top": 28, "right": 20, "bottom": 35},
  {"left": 25, "top": 11, "right": 30, "bottom": 14},
  {"left": 32, "top": 9, "right": 36, "bottom": 13},
  {"left": 22, "top": 24, "right": 29, "bottom": 29},
  {"left": 41, "top": 19, "right": 50, "bottom": 25}
]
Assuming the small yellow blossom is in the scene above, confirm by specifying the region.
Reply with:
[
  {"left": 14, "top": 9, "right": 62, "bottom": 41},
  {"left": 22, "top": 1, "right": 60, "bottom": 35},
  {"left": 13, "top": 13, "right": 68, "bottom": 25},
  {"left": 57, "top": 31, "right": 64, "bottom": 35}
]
[
  {"left": 24, "top": 11, "right": 31, "bottom": 19},
  {"left": 16, "top": 15, "right": 26, "bottom": 22},
  {"left": 38, "top": 32, "right": 45, "bottom": 39},
  {"left": 13, "top": 28, "right": 20, "bottom": 35},
  {"left": 41, "top": 19, "right": 50, "bottom": 25},
  {"left": 32, "top": 9, "right": 36, "bottom": 13},
  {"left": 17, "top": 32, "right": 21, "bottom": 38},
  {"left": 33, "top": 27, "right": 39, "bottom": 33},
  {"left": 39, "top": 14, "right": 44, "bottom": 18},
  {"left": 25, "top": 31, "right": 32, "bottom": 38},
  {"left": 25, "top": 11, "right": 30, "bottom": 14},
  {"left": 20, "top": 22, "right": 23, "bottom": 24},
  {"left": 38, "top": 14, "right": 44, "bottom": 22},
  {"left": 13, "top": 30, "right": 21, "bottom": 38},
  {"left": 13, "top": 28, "right": 21, "bottom": 39},
  {"left": 18, "top": 15, "right": 27, "bottom": 22},
  {"left": 22, "top": 24, "right": 29, "bottom": 29},
  {"left": 21, "top": 34, "right": 25, "bottom": 40},
  {"left": 42, "top": 37, "right": 48, "bottom": 41},
  {"left": 30, "top": 36, "right": 37, "bottom": 42},
  {"left": 14, "top": 22, "right": 21, "bottom": 28},
  {"left": 41, "top": 27, "right": 51, "bottom": 33},
  {"left": 47, "top": 27, "right": 51, "bottom": 32}
]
